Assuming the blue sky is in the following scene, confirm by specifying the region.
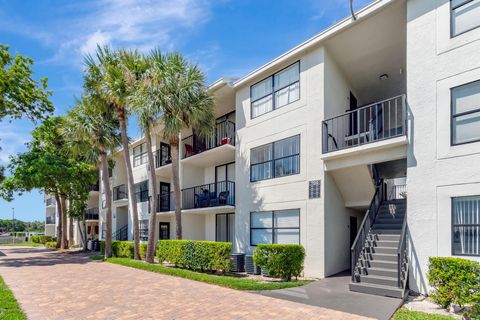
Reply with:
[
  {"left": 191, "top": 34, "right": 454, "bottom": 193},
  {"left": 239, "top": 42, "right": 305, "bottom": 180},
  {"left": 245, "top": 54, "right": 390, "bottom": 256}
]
[{"left": 0, "top": 0, "right": 372, "bottom": 222}]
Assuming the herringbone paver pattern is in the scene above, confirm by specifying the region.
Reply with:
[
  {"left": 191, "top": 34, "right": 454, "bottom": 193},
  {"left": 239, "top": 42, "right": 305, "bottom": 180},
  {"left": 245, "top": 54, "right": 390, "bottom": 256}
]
[{"left": 0, "top": 246, "right": 372, "bottom": 320}]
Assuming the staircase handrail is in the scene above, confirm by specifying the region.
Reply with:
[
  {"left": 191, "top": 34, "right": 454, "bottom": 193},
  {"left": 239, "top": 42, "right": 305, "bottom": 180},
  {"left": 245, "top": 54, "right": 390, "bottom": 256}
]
[
  {"left": 350, "top": 179, "right": 385, "bottom": 282},
  {"left": 397, "top": 211, "right": 408, "bottom": 288}
]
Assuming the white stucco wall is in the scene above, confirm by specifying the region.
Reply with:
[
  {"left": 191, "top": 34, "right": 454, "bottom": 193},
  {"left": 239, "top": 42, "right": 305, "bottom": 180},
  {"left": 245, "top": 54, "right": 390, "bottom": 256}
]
[{"left": 406, "top": 0, "right": 480, "bottom": 293}]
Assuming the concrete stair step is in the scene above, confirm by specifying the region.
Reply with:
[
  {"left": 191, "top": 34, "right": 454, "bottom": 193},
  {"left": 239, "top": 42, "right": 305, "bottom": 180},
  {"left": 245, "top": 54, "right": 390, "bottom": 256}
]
[
  {"left": 362, "top": 259, "right": 398, "bottom": 269},
  {"left": 366, "top": 267, "right": 398, "bottom": 277},
  {"left": 370, "top": 234, "right": 401, "bottom": 241},
  {"left": 371, "top": 229, "right": 402, "bottom": 234},
  {"left": 373, "top": 224, "right": 403, "bottom": 230},
  {"left": 349, "top": 282, "right": 405, "bottom": 298},
  {"left": 360, "top": 274, "right": 398, "bottom": 287},
  {"left": 367, "top": 239, "right": 399, "bottom": 248},
  {"left": 368, "top": 246, "right": 397, "bottom": 254},
  {"left": 371, "top": 253, "right": 397, "bottom": 262}
]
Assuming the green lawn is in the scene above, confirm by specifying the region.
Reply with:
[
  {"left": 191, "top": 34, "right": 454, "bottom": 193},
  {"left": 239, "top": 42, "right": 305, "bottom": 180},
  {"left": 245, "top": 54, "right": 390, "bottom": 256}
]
[
  {"left": 89, "top": 255, "right": 104, "bottom": 260},
  {"left": 0, "top": 276, "right": 26, "bottom": 320},
  {"left": 393, "top": 308, "right": 455, "bottom": 320},
  {"left": 0, "top": 242, "right": 41, "bottom": 247},
  {"left": 105, "top": 258, "right": 312, "bottom": 291}
]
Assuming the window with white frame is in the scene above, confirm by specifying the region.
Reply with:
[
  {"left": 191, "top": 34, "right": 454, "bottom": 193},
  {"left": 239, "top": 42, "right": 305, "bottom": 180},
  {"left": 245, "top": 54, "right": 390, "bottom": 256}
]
[
  {"left": 250, "top": 62, "right": 300, "bottom": 118},
  {"left": 250, "top": 209, "right": 300, "bottom": 246},
  {"left": 451, "top": 0, "right": 480, "bottom": 37},
  {"left": 452, "top": 196, "right": 480, "bottom": 256},
  {"left": 250, "top": 135, "right": 300, "bottom": 182},
  {"left": 133, "top": 143, "right": 148, "bottom": 167},
  {"left": 451, "top": 80, "right": 480, "bottom": 145}
]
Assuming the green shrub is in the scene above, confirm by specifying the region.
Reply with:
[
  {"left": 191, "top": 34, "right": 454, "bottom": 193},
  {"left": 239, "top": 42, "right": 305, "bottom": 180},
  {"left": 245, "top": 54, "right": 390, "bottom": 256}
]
[
  {"left": 99, "top": 240, "right": 134, "bottom": 258},
  {"left": 157, "top": 240, "right": 232, "bottom": 272},
  {"left": 427, "top": 257, "right": 480, "bottom": 313},
  {"left": 45, "top": 241, "right": 57, "bottom": 249},
  {"left": 32, "top": 235, "right": 56, "bottom": 244},
  {"left": 100, "top": 240, "right": 105, "bottom": 254},
  {"left": 140, "top": 242, "right": 148, "bottom": 259},
  {"left": 253, "top": 244, "right": 305, "bottom": 281}
]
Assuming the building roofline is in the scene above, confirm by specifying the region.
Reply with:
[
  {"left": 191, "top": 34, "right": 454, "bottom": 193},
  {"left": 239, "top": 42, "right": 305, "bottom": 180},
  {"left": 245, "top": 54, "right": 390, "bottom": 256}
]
[{"left": 231, "top": 0, "right": 397, "bottom": 88}]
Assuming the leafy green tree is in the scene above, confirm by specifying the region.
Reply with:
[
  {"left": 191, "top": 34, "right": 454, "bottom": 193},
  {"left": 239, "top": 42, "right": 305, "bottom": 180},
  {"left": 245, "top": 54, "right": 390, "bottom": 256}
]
[
  {"left": 0, "top": 117, "right": 96, "bottom": 249},
  {"left": 0, "top": 44, "right": 53, "bottom": 121},
  {"left": 84, "top": 46, "right": 146, "bottom": 260},
  {"left": 141, "top": 52, "right": 215, "bottom": 239},
  {"left": 63, "top": 94, "right": 121, "bottom": 258}
]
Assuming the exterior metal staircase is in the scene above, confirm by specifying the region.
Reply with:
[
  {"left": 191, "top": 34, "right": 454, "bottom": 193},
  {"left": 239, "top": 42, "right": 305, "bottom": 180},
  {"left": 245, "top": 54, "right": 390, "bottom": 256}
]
[{"left": 349, "top": 181, "right": 409, "bottom": 298}]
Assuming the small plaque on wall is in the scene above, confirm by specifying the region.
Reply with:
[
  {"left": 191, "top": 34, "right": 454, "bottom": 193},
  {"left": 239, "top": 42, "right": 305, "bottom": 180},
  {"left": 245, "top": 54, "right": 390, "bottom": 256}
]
[{"left": 309, "top": 180, "right": 321, "bottom": 199}]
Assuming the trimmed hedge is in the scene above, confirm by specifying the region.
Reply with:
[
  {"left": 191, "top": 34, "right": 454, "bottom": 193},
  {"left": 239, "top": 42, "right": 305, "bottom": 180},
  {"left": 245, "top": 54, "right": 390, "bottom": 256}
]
[
  {"left": 45, "top": 241, "right": 57, "bottom": 249},
  {"left": 157, "top": 240, "right": 232, "bottom": 272},
  {"left": 31, "top": 235, "right": 56, "bottom": 244},
  {"left": 253, "top": 244, "right": 305, "bottom": 281},
  {"left": 99, "top": 241, "right": 150, "bottom": 259},
  {"left": 427, "top": 257, "right": 480, "bottom": 316}
]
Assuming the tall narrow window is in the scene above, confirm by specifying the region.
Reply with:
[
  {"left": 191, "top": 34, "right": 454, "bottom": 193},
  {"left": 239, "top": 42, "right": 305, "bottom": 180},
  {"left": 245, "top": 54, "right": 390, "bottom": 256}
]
[
  {"left": 250, "top": 209, "right": 300, "bottom": 246},
  {"left": 133, "top": 143, "right": 148, "bottom": 167},
  {"left": 250, "top": 135, "right": 300, "bottom": 182},
  {"left": 216, "top": 213, "right": 235, "bottom": 242},
  {"left": 452, "top": 196, "right": 480, "bottom": 256},
  {"left": 250, "top": 62, "right": 300, "bottom": 119},
  {"left": 451, "top": 80, "right": 480, "bottom": 145},
  {"left": 139, "top": 219, "right": 149, "bottom": 241},
  {"left": 451, "top": 0, "right": 480, "bottom": 37},
  {"left": 134, "top": 180, "right": 149, "bottom": 203}
]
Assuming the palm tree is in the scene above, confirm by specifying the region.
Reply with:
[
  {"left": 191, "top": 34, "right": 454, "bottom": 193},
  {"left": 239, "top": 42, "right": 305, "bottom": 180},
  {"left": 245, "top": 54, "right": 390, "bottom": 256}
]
[
  {"left": 142, "top": 51, "right": 215, "bottom": 239},
  {"left": 84, "top": 46, "right": 146, "bottom": 260},
  {"left": 63, "top": 95, "right": 121, "bottom": 258},
  {"left": 128, "top": 51, "right": 164, "bottom": 262}
]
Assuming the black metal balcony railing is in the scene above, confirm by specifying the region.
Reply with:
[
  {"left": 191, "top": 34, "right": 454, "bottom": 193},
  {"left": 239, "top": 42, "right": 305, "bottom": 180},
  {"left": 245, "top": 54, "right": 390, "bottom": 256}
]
[
  {"left": 322, "top": 95, "right": 407, "bottom": 153},
  {"left": 182, "top": 119, "right": 235, "bottom": 159},
  {"left": 88, "top": 182, "right": 100, "bottom": 192},
  {"left": 182, "top": 181, "right": 235, "bottom": 210},
  {"left": 387, "top": 184, "right": 407, "bottom": 200},
  {"left": 157, "top": 192, "right": 175, "bottom": 212},
  {"left": 46, "top": 198, "right": 54, "bottom": 206},
  {"left": 46, "top": 216, "right": 55, "bottom": 224},
  {"left": 113, "top": 184, "right": 128, "bottom": 201},
  {"left": 85, "top": 208, "right": 99, "bottom": 220}
]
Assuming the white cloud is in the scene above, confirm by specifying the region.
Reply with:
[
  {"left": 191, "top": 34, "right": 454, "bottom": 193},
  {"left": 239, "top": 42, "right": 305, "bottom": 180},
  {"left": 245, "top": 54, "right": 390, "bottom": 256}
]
[
  {"left": 80, "top": 30, "right": 111, "bottom": 56},
  {"left": 33, "top": 0, "right": 215, "bottom": 66},
  {"left": 0, "top": 122, "right": 31, "bottom": 164}
]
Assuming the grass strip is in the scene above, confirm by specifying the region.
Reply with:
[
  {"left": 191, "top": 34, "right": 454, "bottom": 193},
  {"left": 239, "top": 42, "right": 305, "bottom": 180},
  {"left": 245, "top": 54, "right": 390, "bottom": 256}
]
[
  {"left": 106, "top": 257, "right": 311, "bottom": 291},
  {"left": 0, "top": 242, "right": 41, "bottom": 247},
  {"left": 0, "top": 276, "right": 26, "bottom": 320},
  {"left": 393, "top": 308, "right": 455, "bottom": 320}
]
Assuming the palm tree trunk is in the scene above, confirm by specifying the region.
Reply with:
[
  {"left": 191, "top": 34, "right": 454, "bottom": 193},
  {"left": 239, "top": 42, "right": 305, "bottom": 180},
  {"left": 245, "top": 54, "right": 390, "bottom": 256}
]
[
  {"left": 145, "top": 126, "right": 158, "bottom": 263},
  {"left": 116, "top": 106, "right": 141, "bottom": 260},
  {"left": 170, "top": 136, "right": 182, "bottom": 239},
  {"left": 69, "top": 216, "right": 74, "bottom": 247},
  {"left": 55, "top": 193, "right": 62, "bottom": 248},
  {"left": 100, "top": 151, "right": 113, "bottom": 258},
  {"left": 60, "top": 196, "right": 67, "bottom": 249}
]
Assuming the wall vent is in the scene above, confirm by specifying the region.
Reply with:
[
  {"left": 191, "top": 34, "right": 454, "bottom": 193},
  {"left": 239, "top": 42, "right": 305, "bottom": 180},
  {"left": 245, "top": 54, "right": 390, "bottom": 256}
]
[{"left": 309, "top": 180, "right": 321, "bottom": 199}]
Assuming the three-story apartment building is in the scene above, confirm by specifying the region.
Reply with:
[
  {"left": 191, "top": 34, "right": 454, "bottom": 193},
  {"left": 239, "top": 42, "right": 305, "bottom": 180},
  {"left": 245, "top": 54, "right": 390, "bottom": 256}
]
[{"left": 46, "top": 0, "right": 480, "bottom": 298}]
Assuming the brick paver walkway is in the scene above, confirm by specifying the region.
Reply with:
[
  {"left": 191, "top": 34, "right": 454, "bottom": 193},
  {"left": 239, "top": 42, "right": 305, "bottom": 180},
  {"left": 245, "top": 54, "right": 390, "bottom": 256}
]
[{"left": 0, "top": 246, "right": 371, "bottom": 320}]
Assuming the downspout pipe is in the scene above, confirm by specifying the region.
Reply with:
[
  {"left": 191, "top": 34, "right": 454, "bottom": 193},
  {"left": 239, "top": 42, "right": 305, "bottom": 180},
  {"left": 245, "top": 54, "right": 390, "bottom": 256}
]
[{"left": 350, "top": 0, "right": 357, "bottom": 20}]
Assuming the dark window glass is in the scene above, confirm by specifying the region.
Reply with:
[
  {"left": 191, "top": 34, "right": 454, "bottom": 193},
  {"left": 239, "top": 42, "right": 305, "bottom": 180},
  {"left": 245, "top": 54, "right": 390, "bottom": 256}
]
[{"left": 250, "top": 135, "right": 300, "bottom": 182}]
